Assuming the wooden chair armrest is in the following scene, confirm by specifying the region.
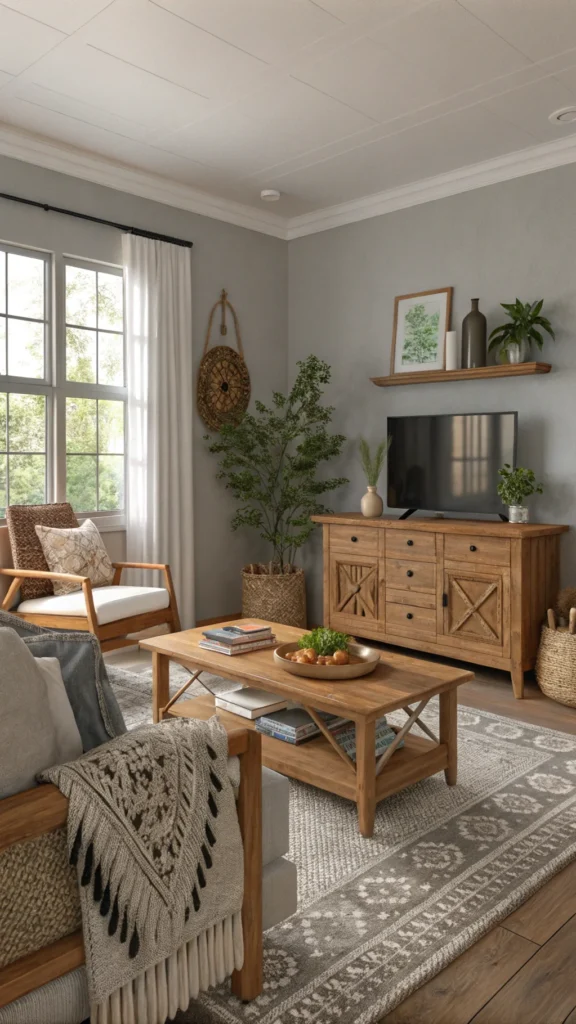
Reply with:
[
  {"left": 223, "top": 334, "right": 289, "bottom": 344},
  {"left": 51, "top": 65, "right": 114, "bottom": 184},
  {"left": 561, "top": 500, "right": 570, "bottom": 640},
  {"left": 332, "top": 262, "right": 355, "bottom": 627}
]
[
  {"left": 0, "top": 568, "right": 89, "bottom": 584},
  {"left": 0, "top": 784, "right": 68, "bottom": 854},
  {"left": 0, "top": 570, "right": 97, "bottom": 629},
  {"left": 110, "top": 564, "right": 181, "bottom": 630},
  {"left": 111, "top": 561, "right": 169, "bottom": 571}
]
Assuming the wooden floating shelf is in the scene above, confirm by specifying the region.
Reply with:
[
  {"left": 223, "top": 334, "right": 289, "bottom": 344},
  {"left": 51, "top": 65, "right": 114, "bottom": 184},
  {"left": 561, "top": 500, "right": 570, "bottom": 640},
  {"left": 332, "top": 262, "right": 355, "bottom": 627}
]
[{"left": 371, "top": 361, "right": 552, "bottom": 388}]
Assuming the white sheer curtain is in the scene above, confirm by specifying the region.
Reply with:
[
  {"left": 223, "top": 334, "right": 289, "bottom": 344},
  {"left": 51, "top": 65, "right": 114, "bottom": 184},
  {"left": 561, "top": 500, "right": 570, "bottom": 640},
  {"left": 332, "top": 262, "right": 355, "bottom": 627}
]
[{"left": 123, "top": 234, "right": 194, "bottom": 628}]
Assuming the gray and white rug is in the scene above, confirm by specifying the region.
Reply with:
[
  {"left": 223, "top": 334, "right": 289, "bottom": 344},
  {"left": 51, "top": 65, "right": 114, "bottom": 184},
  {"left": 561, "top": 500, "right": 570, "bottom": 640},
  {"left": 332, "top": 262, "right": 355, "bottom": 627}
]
[{"left": 108, "top": 663, "right": 576, "bottom": 1024}]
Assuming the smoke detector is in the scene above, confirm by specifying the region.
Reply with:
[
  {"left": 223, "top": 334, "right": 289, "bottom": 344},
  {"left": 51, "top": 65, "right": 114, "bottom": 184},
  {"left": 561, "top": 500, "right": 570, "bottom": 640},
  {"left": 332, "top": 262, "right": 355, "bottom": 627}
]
[
  {"left": 260, "top": 189, "right": 281, "bottom": 202},
  {"left": 549, "top": 106, "right": 576, "bottom": 123}
]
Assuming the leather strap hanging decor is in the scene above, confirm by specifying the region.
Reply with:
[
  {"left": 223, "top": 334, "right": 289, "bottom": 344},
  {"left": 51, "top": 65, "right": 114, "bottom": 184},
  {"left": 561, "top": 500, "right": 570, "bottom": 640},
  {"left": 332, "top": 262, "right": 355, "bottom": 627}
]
[{"left": 197, "top": 289, "right": 251, "bottom": 432}]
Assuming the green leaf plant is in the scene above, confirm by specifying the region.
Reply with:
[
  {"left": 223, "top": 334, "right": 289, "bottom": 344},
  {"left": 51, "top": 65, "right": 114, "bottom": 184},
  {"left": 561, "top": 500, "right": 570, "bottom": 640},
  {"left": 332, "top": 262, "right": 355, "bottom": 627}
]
[
  {"left": 359, "top": 437, "right": 391, "bottom": 487},
  {"left": 205, "top": 355, "right": 348, "bottom": 572},
  {"left": 497, "top": 464, "right": 543, "bottom": 508},
  {"left": 488, "top": 299, "right": 555, "bottom": 358}
]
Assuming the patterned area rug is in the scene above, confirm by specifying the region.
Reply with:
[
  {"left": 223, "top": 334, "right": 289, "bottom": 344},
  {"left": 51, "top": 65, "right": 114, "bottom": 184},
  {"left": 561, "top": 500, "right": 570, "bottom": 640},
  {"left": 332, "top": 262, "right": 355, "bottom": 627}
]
[{"left": 108, "top": 663, "right": 576, "bottom": 1024}]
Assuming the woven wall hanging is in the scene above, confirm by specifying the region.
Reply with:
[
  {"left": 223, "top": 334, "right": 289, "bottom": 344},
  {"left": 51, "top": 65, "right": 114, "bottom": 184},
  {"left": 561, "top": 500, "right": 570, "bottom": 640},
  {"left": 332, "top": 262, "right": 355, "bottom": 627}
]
[{"left": 197, "top": 289, "right": 251, "bottom": 432}]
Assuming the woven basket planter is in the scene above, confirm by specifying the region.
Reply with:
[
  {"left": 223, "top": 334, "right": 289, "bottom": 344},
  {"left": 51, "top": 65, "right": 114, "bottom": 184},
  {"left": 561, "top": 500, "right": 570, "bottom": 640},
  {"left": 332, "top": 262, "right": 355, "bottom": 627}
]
[
  {"left": 535, "top": 624, "right": 576, "bottom": 707},
  {"left": 242, "top": 565, "right": 306, "bottom": 628}
]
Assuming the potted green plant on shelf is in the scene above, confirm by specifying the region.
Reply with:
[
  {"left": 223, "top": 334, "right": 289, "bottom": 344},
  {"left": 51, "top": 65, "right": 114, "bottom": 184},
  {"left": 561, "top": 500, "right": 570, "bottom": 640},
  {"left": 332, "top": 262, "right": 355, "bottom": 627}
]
[
  {"left": 497, "top": 464, "right": 543, "bottom": 523},
  {"left": 488, "top": 299, "right": 555, "bottom": 364},
  {"left": 359, "top": 437, "right": 391, "bottom": 517},
  {"left": 206, "top": 355, "right": 347, "bottom": 627}
]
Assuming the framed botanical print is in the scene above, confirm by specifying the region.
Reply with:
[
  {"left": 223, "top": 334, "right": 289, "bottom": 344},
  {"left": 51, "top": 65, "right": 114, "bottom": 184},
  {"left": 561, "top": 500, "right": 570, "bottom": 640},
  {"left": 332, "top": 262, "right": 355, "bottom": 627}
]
[{"left": 390, "top": 287, "right": 452, "bottom": 374}]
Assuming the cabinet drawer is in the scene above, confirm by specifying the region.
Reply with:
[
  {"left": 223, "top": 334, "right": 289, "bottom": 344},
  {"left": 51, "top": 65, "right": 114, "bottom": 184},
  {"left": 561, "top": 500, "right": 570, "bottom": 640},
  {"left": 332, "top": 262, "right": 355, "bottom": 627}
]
[
  {"left": 444, "top": 534, "right": 510, "bottom": 567},
  {"left": 386, "top": 601, "right": 436, "bottom": 637},
  {"left": 386, "top": 558, "right": 436, "bottom": 592},
  {"left": 330, "top": 525, "right": 379, "bottom": 556},
  {"left": 386, "top": 530, "right": 436, "bottom": 561}
]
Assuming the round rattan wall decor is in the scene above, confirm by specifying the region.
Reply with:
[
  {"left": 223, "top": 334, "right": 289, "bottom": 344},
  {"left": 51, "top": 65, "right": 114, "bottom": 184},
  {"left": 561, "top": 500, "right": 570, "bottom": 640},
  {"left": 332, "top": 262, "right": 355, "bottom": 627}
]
[{"left": 197, "top": 289, "right": 251, "bottom": 432}]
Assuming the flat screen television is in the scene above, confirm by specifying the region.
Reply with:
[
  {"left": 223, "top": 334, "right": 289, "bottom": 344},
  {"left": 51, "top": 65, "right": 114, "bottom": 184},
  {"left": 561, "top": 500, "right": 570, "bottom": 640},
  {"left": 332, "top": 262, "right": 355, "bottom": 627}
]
[{"left": 387, "top": 412, "right": 517, "bottom": 516}]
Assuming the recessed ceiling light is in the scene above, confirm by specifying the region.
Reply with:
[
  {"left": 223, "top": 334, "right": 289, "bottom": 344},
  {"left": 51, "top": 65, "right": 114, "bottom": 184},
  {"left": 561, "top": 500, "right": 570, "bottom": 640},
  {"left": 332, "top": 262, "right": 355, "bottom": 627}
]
[
  {"left": 549, "top": 106, "right": 576, "bottom": 123},
  {"left": 260, "top": 189, "right": 281, "bottom": 202}
]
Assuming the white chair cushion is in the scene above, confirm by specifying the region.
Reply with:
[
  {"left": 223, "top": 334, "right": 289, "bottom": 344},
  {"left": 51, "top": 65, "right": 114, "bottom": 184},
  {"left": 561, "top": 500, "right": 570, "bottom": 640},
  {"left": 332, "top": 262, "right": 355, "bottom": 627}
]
[{"left": 18, "top": 586, "right": 170, "bottom": 626}]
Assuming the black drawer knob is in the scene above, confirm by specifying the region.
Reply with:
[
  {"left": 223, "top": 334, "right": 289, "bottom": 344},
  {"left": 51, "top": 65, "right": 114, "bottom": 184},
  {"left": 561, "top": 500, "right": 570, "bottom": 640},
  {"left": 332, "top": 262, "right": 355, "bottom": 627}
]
[
  {"left": 407, "top": 539, "right": 414, "bottom": 546},
  {"left": 406, "top": 569, "right": 414, "bottom": 577},
  {"left": 351, "top": 536, "right": 358, "bottom": 543},
  {"left": 406, "top": 612, "right": 413, "bottom": 620},
  {"left": 470, "top": 544, "right": 477, "bottom": 552}
]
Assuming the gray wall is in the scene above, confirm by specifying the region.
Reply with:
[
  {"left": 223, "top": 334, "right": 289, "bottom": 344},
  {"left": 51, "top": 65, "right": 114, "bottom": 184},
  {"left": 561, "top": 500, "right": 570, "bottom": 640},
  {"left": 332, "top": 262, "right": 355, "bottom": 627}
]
[
  {"left": 288, "top": 164, "right": 576, "bottom": 624},
  {"left": 0, "top": 154, "right": 287, "bottom": 621}
]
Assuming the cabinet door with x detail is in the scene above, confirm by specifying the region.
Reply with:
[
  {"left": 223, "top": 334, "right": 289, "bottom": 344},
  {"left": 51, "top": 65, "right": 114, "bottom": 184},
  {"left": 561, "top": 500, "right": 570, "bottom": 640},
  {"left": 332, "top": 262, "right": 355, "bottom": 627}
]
[
  {"left": 328, "top": 552, "right": 382, "bottom": 632},
  {"left": 442, "top": 566, "right": 510, "bottom": 657}
]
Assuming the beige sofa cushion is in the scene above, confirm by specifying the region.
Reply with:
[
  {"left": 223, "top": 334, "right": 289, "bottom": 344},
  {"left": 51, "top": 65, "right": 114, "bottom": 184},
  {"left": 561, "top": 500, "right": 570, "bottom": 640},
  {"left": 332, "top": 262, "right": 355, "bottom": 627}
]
[
  {"left": 34, "top": 519, "right": 114, "bottom": 596},
  {"left": 0, "top": 628, "right": 59, "bottom": 797},
  {"left": 34, "top": 657, "right": 83, "bottom": 762}
]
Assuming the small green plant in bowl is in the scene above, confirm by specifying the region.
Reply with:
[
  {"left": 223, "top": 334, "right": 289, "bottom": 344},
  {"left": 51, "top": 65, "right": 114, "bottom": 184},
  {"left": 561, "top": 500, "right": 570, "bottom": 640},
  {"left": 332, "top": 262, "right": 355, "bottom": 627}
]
[
  {"left": 497, "top": 464, "right": 543, "bottom": 523},
  {"left": 488, "top": 299, "right": 554, "bottom": 364},
  {"left": 297, "top": 627, "right": 352, "bottom": 657}
]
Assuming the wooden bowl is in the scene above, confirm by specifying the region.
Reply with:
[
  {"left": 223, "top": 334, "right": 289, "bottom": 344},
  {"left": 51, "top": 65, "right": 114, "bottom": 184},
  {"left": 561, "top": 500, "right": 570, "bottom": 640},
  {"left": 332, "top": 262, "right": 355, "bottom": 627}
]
[{"left": 274, "top": 642, "right": 380, "bottom": 680}]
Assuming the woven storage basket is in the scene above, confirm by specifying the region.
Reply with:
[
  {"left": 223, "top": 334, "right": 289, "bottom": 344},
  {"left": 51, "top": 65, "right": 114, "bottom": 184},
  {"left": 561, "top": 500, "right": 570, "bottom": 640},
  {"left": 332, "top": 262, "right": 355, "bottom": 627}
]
[
  {"left": 242, "top": 565, "right": 306, "bottom": 628},
  {"left": 535, "top": 624, "right": 576, "bottom": 707}
]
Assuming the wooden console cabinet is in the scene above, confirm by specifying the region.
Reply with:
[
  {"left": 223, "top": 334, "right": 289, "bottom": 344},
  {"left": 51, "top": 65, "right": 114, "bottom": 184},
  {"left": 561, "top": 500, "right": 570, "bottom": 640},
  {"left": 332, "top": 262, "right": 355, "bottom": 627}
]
[{"left": 312, "top": 515, "right": 569, "bottom": 699}]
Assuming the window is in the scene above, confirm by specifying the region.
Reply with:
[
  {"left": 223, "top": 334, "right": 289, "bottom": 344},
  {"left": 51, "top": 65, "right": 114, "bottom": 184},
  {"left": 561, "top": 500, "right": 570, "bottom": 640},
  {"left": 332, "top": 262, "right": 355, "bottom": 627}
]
[{"left": 0, "top": 244, "right": 125, "bottom": 518}]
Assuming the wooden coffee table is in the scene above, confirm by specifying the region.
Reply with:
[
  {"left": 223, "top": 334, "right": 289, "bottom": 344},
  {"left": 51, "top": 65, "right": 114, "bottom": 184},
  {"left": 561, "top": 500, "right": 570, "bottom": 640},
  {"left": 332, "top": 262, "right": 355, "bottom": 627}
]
[{"left": 141, "top": 620, "right": 473, "bottom": 837}]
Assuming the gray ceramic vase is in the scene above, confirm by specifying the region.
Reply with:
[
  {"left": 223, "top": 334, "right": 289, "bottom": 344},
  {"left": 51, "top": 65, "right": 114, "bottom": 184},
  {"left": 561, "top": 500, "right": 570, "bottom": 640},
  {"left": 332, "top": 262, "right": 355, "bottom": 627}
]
[{"left": 461, "top": 298, "right": 487, "bottom": 368}]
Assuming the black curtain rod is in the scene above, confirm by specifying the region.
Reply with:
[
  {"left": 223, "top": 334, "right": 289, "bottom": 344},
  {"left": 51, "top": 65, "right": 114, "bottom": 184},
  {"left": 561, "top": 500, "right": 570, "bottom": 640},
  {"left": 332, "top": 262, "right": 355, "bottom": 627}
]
[{"left": 0, "top": 191, "right": 193, "bottom": 248}]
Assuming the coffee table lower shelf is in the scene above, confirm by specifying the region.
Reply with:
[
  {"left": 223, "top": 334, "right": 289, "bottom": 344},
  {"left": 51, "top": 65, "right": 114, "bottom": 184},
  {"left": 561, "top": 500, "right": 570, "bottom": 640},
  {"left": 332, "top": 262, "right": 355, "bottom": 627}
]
[{"left": 169, "top": 694, "right": 449, "bottom": 806}]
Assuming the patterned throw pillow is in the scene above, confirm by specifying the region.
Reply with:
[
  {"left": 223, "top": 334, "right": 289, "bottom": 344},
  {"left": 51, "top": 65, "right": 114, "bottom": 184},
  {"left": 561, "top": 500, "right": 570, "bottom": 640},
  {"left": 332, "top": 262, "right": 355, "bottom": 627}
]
[{"left": 34, "top": 519, "right": 115, "bottom": 596}]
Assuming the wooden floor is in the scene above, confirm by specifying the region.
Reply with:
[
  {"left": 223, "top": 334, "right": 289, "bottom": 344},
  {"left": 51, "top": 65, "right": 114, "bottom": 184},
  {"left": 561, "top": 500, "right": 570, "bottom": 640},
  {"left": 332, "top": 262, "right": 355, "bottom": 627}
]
[
  {"left": 381, "top": 669, "right": 576, "bottom": 1024},
  {"left": 106, "top": 647, "right": 576, "bottom": 1024}
]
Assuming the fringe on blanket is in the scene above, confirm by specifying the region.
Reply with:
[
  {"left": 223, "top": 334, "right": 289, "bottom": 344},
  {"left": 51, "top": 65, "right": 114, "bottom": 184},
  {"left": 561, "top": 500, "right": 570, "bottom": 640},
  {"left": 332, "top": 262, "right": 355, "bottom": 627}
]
[{"left": 91, "top": 911, "right": 244, "bottom": 1024}]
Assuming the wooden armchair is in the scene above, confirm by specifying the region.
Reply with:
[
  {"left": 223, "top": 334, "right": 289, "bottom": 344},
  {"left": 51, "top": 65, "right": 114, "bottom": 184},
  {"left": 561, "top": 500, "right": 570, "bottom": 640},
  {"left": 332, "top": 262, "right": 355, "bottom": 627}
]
[
  {"left": 0, "top": 503, "right": 181, "bottom": 652},
  {"left": 0, "top": 728, "right": 263, "bottom": 1015}
]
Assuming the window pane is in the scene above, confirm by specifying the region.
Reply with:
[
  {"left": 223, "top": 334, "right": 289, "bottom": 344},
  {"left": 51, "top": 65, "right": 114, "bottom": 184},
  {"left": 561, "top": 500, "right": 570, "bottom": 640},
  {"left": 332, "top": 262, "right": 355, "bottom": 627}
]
[
  {"left": 8, "top": 394, "right": 45, "bottom": 452},
  {"left": 66, "top": 397, "right": 97, "bottom": 453},
  {"left": 98, "top": 400, "right": 124, "bottom": 453},
  {"left": 0, "top": 393, "right": 6, "bottom": 450},
  {"left": 67, "top": 455, "right": 97, "bottom": 512},
  {"left": 0, "top": 252, "right": 5, "bottom": 314},
  {"left": 66, "top": 265, "right": 96, "bottom": 328},
  {"left": 0, "top": 453, "right": 6, "bottom": 518},
  {"left": 7, "top": 319, "right": 44, "bottom": 378},
  {"left": 66, "top": 327, "right": 96, "bottom": 383},
  {"left": 98, "top": 332, "right": 123, "bottom": 386},
  {"left": 98, "top": 272, "right": 123, "bottom": 331},
  {"left": 9, "top": 454, "right": 45, "bottom": 505},
  {"left": 0, "top": 318, "right": 5, "bottom": 375},
  {"left": 7, "top": 253, "right": 44, "bottom": 319},
  {"left": 99, "top": 455, "right": 124, "bottom": 510}
]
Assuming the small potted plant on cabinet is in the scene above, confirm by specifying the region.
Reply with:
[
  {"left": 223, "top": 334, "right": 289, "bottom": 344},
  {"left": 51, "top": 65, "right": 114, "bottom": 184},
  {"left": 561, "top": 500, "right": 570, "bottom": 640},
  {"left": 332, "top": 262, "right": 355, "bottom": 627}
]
[
  {"left": 497, "top": 464, "right": 543, "bottom": 523},
  {"left": 206, "top": 355, "right": 347, "bottom": 626},
  {"left": 488, "top": 299, "right": 555, "bottom": 364},
  {"left": 359, "top": 437, "right": 391, "bottom": 517}
]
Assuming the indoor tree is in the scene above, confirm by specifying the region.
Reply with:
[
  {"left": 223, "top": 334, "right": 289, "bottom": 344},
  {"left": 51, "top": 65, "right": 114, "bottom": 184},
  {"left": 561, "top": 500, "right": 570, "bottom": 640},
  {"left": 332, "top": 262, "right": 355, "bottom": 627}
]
[{"left": 206, "top": 355, "right": 347, "bottom": 571}]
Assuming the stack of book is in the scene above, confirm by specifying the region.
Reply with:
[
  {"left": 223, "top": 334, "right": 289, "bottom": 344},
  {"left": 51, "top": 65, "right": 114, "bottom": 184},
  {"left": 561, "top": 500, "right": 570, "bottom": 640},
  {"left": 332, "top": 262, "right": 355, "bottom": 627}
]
[
  {"left": 256, "top": 708, "right": 402, "bottom": 760},
  {"left": 199, "top": 622, "right": 277, "bottom": 656},
  {"left": 256, "top": 707, "right": 349, "bottom": 743},
  {"left": 214, "top": 687, "right": 287, "bottom": 720}
]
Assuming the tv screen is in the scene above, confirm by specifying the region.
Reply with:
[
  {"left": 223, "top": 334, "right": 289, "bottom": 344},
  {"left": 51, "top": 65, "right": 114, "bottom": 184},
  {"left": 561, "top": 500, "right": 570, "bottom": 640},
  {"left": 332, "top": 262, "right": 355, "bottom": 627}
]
[{"left": 387, "top": 412, "right": 517, "bottom": 515}]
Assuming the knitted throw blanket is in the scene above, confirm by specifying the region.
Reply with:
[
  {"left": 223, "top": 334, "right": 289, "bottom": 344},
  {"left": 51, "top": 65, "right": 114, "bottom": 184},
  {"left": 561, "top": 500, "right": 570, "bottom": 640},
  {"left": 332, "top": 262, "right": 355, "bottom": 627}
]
[{"left": 41, "top": 718, "right": 244, "bottom": 1024}]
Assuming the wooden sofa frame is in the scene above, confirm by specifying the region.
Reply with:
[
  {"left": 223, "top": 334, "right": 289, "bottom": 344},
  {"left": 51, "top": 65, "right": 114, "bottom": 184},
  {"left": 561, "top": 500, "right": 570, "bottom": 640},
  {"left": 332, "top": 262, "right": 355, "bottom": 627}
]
[
  {"left": 0, "top": 727, "right": 263, "bottom": 1010},
  {"left": 0, "top": 562, "right": 181, "bottom": 652}
]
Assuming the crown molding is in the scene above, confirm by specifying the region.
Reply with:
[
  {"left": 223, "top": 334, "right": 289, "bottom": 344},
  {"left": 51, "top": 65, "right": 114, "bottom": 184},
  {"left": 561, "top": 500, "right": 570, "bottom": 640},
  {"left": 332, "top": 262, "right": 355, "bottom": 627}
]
[
  {"left": 285, "top": 133, "right": 576, "bottom": 239},
  {"left": 0, "top": 124, "right": 289, "bottom": 240},
  {"left": 2, "top": 123, "right": 576, "bottom": 242}
]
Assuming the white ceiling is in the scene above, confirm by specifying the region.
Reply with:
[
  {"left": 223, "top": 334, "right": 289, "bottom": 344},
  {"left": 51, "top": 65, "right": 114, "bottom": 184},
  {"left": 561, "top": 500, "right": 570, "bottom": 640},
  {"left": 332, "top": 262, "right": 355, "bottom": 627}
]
[{"left": 1, "top": 0, "right": 576, "bottom": 235}]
